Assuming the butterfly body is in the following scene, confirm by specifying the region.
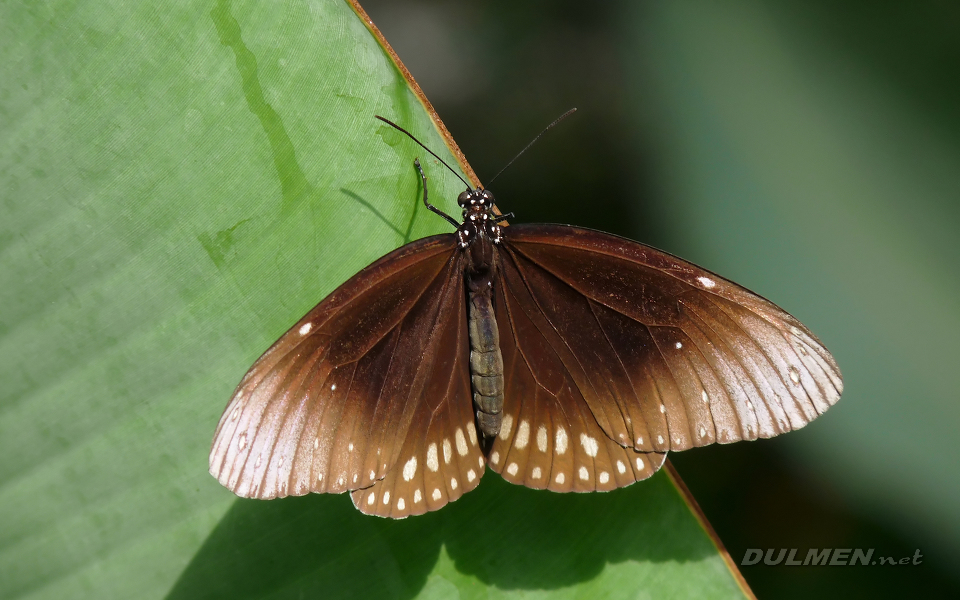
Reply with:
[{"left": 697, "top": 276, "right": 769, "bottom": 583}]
[
  {"left": 210, "top": 131, "right": 842, "bottom": 519},
  {"left": 458, "top": 187, "right": 507, "bottom": 440}
]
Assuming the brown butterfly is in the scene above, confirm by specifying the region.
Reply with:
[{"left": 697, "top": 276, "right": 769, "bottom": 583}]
[{"left": 209, "top": 113, "right": 842, "bottom": 518}]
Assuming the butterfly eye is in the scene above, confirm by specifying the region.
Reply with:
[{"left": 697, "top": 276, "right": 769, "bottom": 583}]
[{"left": 457, "top": 190, "right": 472, "bottom": 208}]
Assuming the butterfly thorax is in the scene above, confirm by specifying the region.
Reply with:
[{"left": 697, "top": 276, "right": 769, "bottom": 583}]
[{"left": 456, "top": 187, "right": 505, "bottom": 443}]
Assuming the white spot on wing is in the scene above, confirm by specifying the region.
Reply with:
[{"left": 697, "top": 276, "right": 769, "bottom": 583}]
[
  {"left": 675, "top": 341, "right": 683, "bottom": 349},
  {"left": 456, "top": 428, "right": 468, "bottom": 456},
  {"left": 397, "top": 497, "right": 405, "bottom": 511},
  {"left": 432, "top": 488, "right": 441, "bottom": 501},
  {"left": 599, "top": 471, "right": 610, "bottom": 484},
  {"left": 789, "top": 366, "right": 801, "bottom": 383},
  {"left": 237, "top": 432, "right": 247, "bottom": 451},
  {"left": 331, "top": 383, "right": 337, "bottom": 391},
  {"left": 478, "top": 455, "right": 485, "bottom": 467},
  {"left": 426, "top": 443, "right": 439, "bottom": 472},
  {"left": 369, "top": 470, "right": 375, "bottom": 480},
  {"left": 402, "top": 456, "right": 417, "bottom": 481},
  {"left": 348, "top": 442, "right": 354, "bottom": 452},
  {"left": 697, "top": 276, "right": 716, "bottom": 289},
  {"left": 313, "top": 437, "right": 319, "bottom": 450},
  {"left": 367, "top": 492, "right": 375, "bottom": 505},
  {"left": 231, "top": 406, "right": 240, "bottom": 420},
  {"left": 467, "top": 469, "right": 476, "bottom": 482},
  {"left": 636, "top": 457, "right": 645, "bottom": 471},
  {"left": 555, "top": 427, "right": 568, "bottom": 455},
  {"left": 636, "top": 436, "right": 643, "bottom": 446},
  {"left": 467, "top": 422, "right": 477, "bottom": 445},
  {"left": 555, "top": 472, "right": 565, "bottom": 484},
  {"left": 450, "top": 477, "right": 458, "bottom": 490},
  {"left": 507, "top": 463, "right": 518, "bottom": 476},
  {"left": 578, "top": 466, "right": 588, "bottom": 480},
  {"left": 443, "top": 439, "right": 452, "bottom": 464},
  {"left": 382, "top": 491, "right": 390, "bottom": 505},
  {"left": 657, "top": 435, "right": 664, "bottom": 445},
  {"left": 414, "top": 489, "right": 422, "bottom": 503},
  {"left": 255, "top": 454, "right": 262, "bottom": 468},
  {"left": 491, "top": 451, "right": 500, "bottom": 465},
  {"left": 699, "top": 426, "right": 706, "bottom": 438},
  {"left": 299, "top": 322, "right": 312, "bottom": 336},
  {"left": 579, "top": 433, "right": 598, "bottom": 457},
  {"left": 702, "top": 390, "right": 709, "bottom": 403},
  {"left": 532, "top": 466, "right": 542, "bottom": 479},
  {"left": 537, "top": 426, "right": 548, "bottom": 452},
  {"left": 515, "top": 420, "right": 530, "bottom": 449},
  {"left": 500, "top": 414, "right": 514, "bottom": 439},
  {"left": 659, "top": 403, "right": 666, "bottom": 414},
  {"left": 616, "top": 460, "right": 626, "bottom": 474}
]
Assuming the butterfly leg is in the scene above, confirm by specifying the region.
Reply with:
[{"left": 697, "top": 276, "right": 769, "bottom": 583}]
[
  {"left": 414, "top": 158, "right": 460, "bottom": 229},
  {"left": 493, "top": 213, "right": 515, "bottom": 223}
]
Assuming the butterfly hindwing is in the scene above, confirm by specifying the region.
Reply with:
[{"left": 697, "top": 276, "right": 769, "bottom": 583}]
[
  {"left": 489, "top": 257, "right": 666, "bottom": 491},
  {"left": 349, "top": 266, "right": 486, "bottom": 517}
]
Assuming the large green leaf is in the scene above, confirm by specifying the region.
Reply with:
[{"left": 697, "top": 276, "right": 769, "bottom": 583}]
[{"left": 0, "top": 1, "right": 748, "bottom": 597}]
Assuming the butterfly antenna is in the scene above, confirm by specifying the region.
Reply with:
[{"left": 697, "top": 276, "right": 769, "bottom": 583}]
[
  {"left": 487, "top": 108, "right": 577, "bottom": 186},
  {"left": 375, "top": 115, "right": 471, "bottom": 189}
]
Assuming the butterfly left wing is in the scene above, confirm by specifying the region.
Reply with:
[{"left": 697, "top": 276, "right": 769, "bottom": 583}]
[
  {"left": 209, "top": 235, "right": 486, "bottom": 518},
  {"left": 497, "top": 224, "right": 842, "bottom": 455}
]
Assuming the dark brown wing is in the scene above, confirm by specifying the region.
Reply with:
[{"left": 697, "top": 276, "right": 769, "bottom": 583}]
[
  {"left": 209, "top": 234, "right": 485, "bottom": 518},
  {"left": 496, "top": 224, "right": 842, "bottom": 454},
  {"left": 488, "top": 258, "right": 666, "bottom": 491}
]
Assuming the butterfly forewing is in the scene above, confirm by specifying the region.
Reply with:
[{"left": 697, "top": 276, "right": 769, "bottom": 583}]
[
  {"left": 500, "top": 224, "right": 842, "bottom": 453},
  {"left": 210, "top": 235, "right": 485, "bottom": 509},
  {"left": 488, "top": 255, "right": 666, "bottom": 491}
]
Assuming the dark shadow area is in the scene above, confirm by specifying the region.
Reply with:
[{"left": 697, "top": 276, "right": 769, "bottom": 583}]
[
  {"left": 671, "top": 442, "right": 960, "bottom": 599},
  {"left": 167, "top": 471, "right": 714, "bottom": 599},
  {"left": 340, "top": 160, "right": 427, "bottom": 246},
  {"left": 340, "top": 189, "right": 406, "bottom": 240}
]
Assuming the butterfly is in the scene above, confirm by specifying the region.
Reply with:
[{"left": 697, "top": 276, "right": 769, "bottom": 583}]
[{"left": 209, "top": 113, "right": 842, "bottom": 518}]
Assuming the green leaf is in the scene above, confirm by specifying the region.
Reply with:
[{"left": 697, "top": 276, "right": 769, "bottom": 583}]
[{"left": 0, "top": 1, "right": 748, "bottom": 598}]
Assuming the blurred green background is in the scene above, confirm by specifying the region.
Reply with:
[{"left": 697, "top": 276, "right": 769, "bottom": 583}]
[
  {"left": 0, "top": 1, "right": 753, "bottom": 598},
  {"left": 3, "top": 0, "right": 958, "bottom": 597},
  {"left": 362, "top": 0, "right": 960, "bottom": 596}
]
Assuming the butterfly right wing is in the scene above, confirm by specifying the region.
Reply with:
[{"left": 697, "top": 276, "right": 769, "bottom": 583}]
[
  {"left": 209, "top": 234, "right": 482, "bottom": 515},
  {"left": 498, "top": 224, "right": 842, "bottom": 455}
]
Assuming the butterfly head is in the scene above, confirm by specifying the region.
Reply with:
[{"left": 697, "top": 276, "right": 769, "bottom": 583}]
[{"left": 456, "top": 188, "right": 502, "bottom": 249}]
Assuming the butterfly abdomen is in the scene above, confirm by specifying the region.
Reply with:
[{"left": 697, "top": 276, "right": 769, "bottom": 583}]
[{"left": 468, "top": 268, "right": 504, "bottom": 440}]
